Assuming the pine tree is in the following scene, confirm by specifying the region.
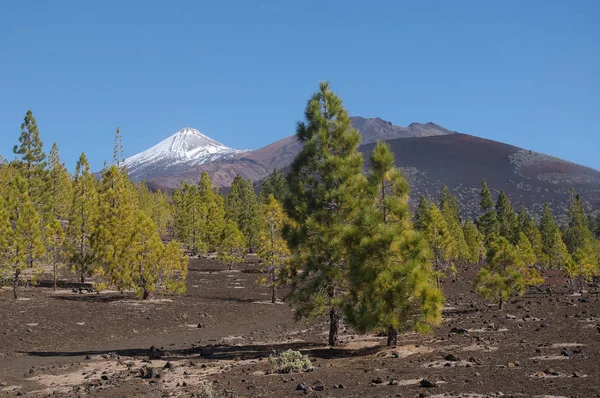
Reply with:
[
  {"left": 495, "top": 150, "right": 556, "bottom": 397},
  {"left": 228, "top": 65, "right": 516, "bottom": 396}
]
[
  {"left": 439, "top": 185, "right": 461, "bottom": 223},
  {"left": 439, "top": 186, "right": 469, "bottom": 263},
  {"left": 594, "top": 211, "right": 600, "bottom": 239},
  {"left": 523, "top": 217, "right": 543, "bottom": 262},
  {"left": 260, "top": 168, "right": 288, "bottom": 203},
  {"left": 173, "top": 183, "right": 206, "bottom": 254},
  {"left": 13, "top": 110, "right": 49, "bottom": 219},
  {"left": 426, "top": 204, "right": 457, "bottom": 287},
  {"left": 126, "top": 210, "right": 184, "bottom": 299},
  {"left": 66, "top": 154, "right": 98, "bottom": 283},
  {"left": 45, "top": 217, "right": 66, "bottom": 290},
  {"left": 548, "top": 229, "right": 571, "bottom": 269},
  {"left": 477, "top": 180, "right": 499, "bottom": 243},
  {"left": 136, "top": 183, "right": 174, "bottom": 239},
  {"left": 198, "top": 172, "right": 225, "bottom": 251},
  {"left": 463, "top": 220, "right": 485, "bottom": 264},
  {"left": 515, "top": 232, "right": 544, "bottom": 286},
  {"left": 217, "top": 220, "right": 245, "bottom": 270},
  {"left": 344, "top": 142, "right": 443, "bottom": 346},
  {"left": 113, "top": 127, "right": 124, "bottom": 169},
  {"left": 2, "top": 175, "right": 45, "bottom": 299},
  {"left": 285, "top": 82, "right": 364, "bottom": 346},
  {"left": 91, "top": 165, "right": 136, "bottom": 291},
  {"left": 565, "top": 189, "right": 594, "bottom": 255},
  {"left": 256, "top": 195, "right": 290, "bottom": 303},
  {"left": 48, "top": 143, "right": 73, "bottom": 221},
  {"left": 160, "top": 240, "right": 188, "bottom": 295},
  {"left": 226, "top": 175, "right": 260, "bottom": 251},
  {"left": 495, "top": 191, "right": 518, "bottom": 243},
  {"left": 413, "top": 194, "right": 431, "bottom": 232},
  {"left": 517, "top": 207, "right": 543, "bottom": 262},
  {"left": 567, "top": 238, "right": 599, "bottom": 292},
  {"left": 474, "top": 236, "right": 526, "bottom": 310},
  {"left": 13, "top": 110, "right": 47, "bottom": 182},
  {"left": 539, "top": 203, "right": 559, "bottom": 266},
  {"left": 0, "top": 194, "right": 12, "bottom": 285}
]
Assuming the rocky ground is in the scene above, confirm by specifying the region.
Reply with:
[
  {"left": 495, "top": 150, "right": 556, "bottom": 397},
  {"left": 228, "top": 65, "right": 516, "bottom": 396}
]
[{"left": 0, "top": 259, "right": 599, "bottom": 398}]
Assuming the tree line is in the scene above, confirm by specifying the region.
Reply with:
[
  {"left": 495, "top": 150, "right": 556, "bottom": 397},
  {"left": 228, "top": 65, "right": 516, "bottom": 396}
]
[
  {"left": 0, "top": 113, "right": 186, "bottom": 299},
  {"left": 2, "top": 84, "right": 599, "bottom": 349}
]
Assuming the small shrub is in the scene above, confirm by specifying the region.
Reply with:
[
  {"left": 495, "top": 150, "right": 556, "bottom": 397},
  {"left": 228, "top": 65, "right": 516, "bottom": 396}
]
[
  {"left": 269, "top": 349, "right": 312, "bottom": 373},
  {"left": 196, "top": 383, "right": 214, "bottom": 398}
]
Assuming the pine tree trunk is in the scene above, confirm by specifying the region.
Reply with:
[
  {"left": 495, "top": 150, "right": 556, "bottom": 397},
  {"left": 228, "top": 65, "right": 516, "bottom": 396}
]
[
  {"left": 271, "top": 284, "right": 276, "bottom": 304},
  {"left": 13, "top": 269, "right": 19, "bottom": 300},
  {"left": 143, "top": 288, "right": 150, "bottom": 300},
  {"left": 498, "top": 297, "right": 504, "bottom": 310},
  {"left": 328, "top": 308, "right": 339, "bottom": 346},
  {"left": 53, "top": 262, "right": 57, "bottom": 291},
  {"left": 80, "top": 270, "right": 85, "bottom": 284},
  {"left": 387, "top": 325, "right": 398, "bottom": 347}
]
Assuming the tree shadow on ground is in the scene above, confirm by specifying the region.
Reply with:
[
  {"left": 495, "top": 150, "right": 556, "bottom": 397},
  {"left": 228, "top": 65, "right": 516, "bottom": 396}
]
[
  {"left": 32, "top": 280, "right": 95, "bottom": 290},
  {"left": 22, "top": 340, "right": 384, "bottom": 361},
  {"left": 50, "top": 294, "right": 131, "bottom": 303},
  {"left": 202, "top": 296, "right": 260, "bottom": 304}
]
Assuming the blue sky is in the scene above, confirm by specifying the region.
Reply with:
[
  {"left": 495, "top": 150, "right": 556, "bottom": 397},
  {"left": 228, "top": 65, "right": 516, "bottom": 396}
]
[{"left": 1, "top": 1, "right": 598, "bottom": 171}]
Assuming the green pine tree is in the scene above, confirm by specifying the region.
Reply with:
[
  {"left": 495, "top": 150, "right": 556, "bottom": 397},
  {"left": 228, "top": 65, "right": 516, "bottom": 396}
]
[
  {"left": 344, "top": 142, "right": 443, "bottom": 346},
  {"left": 126, "top": 210, "right": 187, "bottom": 299},
  {"left": 13, "top": 110, "right": 49, "bottom": 218},
  {"left": 45, "top": 217, "right": 66, "bottom": 290},
  {"left": 284, "top": 82, "right": 364, "bottom": 346},
  {"left": 426, "top": 204, "right": 457, "bottom": 287},
  {"left": 260, "top": 168, "right": 289, "bottom": 203},
  {"left": 515, "top": 232, "right": 544, "bottom": 286},
  {"left": 548, "top": 229, "right": 571, "bottom": 269},
  {"left": 226, "top": 175, "right": 260, "bottom": 251},
  {"left": 439, "top": 186, "right": 469, "bottom": 263},
  {"left": 566, "top": 238, "right": 599, "bottom": 291},
  {"left": 256, "top": 195, "right": 290, "bottom": 303},
  {"left": 217, "top": 220, "right": 245, "bottom": 270},
  {"left": 66, "top": 153, "right": 98, "bottom": 283},
  {"left": 198, "top": 173, "right": 225, "bottom": 251},
  {"left": 463, "top": 220, "right": 485, "bottom": 264},
  {"left": 2, "top": 175, "right": 45, "bottom": 299},
  {"left": 91, "top": 165, "right": 136, "bottom": 291},
  {"left": 565, "top": 189, "right": 594, "bottom": 255},
  {"left": 173, "top": 182, "right": 206, "bottom": 254},
  {"left": 495, "top": 190, "right": 518, "bottom": 243},
  {"left": 474, "top": 236, "right": 526, "bottom": 310},
  {"left": 48, "top": 143, "right": 73, "bottom": 221},
  {"left": 413, "top": 194, "right": 431, "bottom": 232},
  {"left": 539, "top": 203, "right": 559, "bottom": 266},
  {"left": 477, "top": 180, "right": 499, "bottom": 243}
]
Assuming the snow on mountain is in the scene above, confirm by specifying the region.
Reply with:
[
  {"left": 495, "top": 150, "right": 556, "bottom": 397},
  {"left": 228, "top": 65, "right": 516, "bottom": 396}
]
[{"left": 124, "top": 127, "right": 247, "bottom": 181}]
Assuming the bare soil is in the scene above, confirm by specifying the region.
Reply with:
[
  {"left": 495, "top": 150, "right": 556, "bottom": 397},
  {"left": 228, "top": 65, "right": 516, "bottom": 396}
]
[{"left": 0, "top": 259, "right": 599, "bottom": 398}]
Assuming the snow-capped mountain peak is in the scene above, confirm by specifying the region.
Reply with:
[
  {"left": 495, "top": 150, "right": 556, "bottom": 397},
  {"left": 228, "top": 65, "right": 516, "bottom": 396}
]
[{"left": 124, "top": 127, "right": 247, "bottom": 181}]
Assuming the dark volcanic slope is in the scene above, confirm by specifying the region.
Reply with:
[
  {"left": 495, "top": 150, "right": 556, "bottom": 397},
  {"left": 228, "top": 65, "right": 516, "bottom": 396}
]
[
  {"left": 144, "top": 120, "right": 600, "bottom": 220},
  {"left": 368, "top": 133, "right": 600, "bottom": 221},
  {"left": 146, "top": 116, "right": 454, "bottom": 189}
]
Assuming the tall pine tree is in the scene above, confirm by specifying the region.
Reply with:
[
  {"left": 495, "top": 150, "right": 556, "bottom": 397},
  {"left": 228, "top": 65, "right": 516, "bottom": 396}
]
[
  {"left": 477, "top": 180, "right": 499, "bottom": 243},
  {"left": 495, "top": 190, "right": 518, "bottom": 243},
  {"left": 67, "top": 154, "right": 98, "bottom": 283},
  {"left": 226, "top": 175, "right": 260, "bottom": 251},
  {"left": 48, "top": 143, "right": 73, "bottom": 221},
  {"left": 257, "top": 195, "right": 290, "bottom": 303},
  {"left": 285, "top": 82, "right": 364, "bottom": 346},
  {"left": 345, "top": 142, "right": 442, "bottom": 346}
]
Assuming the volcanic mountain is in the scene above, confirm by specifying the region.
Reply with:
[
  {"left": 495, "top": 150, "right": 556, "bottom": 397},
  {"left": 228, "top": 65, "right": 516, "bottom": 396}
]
[
  {"left": 137, "top": 117, "right": 455, "bottom": 188},
  {"left": 124, "top": 127, "right": 247, "bottom": 181},
  {"left": 130, "top": 117, "right": 600, "bottom": 220}
]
